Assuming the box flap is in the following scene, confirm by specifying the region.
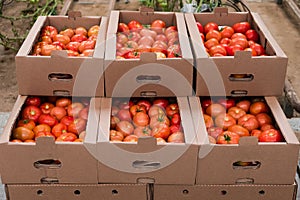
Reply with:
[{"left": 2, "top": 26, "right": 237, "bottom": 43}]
[{"left": 67, "top": 10, "right": 82, "bottom": 19}]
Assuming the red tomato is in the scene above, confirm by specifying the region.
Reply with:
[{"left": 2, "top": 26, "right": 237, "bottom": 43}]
[
  {"left": 259, "top": 129, "right": 283, "bottom": 142},
  {"left": 133, "top": 112, "right": 149, "bottom": 127},
  {"left": 128, "top": 20, "right": 143, "bottom": 32},
  {"left": 71, "top": 34, "right": 87, "bottom": 43},
  {"left": 171, "top": 113, "right": 181, "bottom": 125},
  {"left": 166, "top": 103, "right": 179, "bottom": 117},
  {"left": 215, "top": 113, "right": 236, "bottom": 130},
  {"left": 40, "top": 44, "right": 62, "bottom": 56},
  {"left": 110, "top": 130, "right": 124, "bottom": 142},
  {"left": 140, "top": 28, "right": 157, "bottom": 39},
  {"left": 36, "top": 131, "right": 55, "bottom": 139},
  {"left": 244, "top": 47, "right": 258, "bottom": 56},
  {"left": 238, "top": 114, "right": 259, "bottom": 132},
  {"left": 165, "top": 26, "right": 177, "bottom": 36},
  {"left": 25, "top": 97, "right": 41, "bottom": 107},
  {"left": 245, "top": 29, "right": 259, "bottom": 42},
  {"left": 251, "top": 129, "right": 262, "bottom": 138},
  {"left": 88, "top": 25, "right": 100, "bottom": 37},
  {"left": 110, "top": 116, "right": 120, "bottom": 129},
  {"left": 118, "top": 23, "right": 130, "bottom": 34},
  {"left": 249, "top": 101, "right": 269, "bottom": 115},
  {"left": 133, "top": 126, "right": 152, "bottom": 137},
  {"left": 33, "top": 124, "right": 51, "bottom": 135},
  {"left": 67, "top": 102, "right": 84, "bottom": 118},
  {"left": 152, "top": 98, "right": 169, "bottom": 109},
  {"left": 230, "top": 37, "right": 248, "bottom": 49},
  {"left": 38, "top": 114, "right": 58, "bottom": 127},
  {"left": 196, "top": 22, "right": 204, "bottom": 33},
  {"left": 228, "top": 124, "right": 250, "bottom": 137},
  {"left": 217, "top": 131, "right": 240, "bottom": 144},
  {"left": 256, "top": 113, "right": 273, "bottom": 127},
  {"left": 201, "top": 98, "right": 213, "bottom": 111},
  {"left": 206, "top": 30, "right": 222, "bottom": 42},
  {"left": 207, "top": 126, "right": 223, "bottom": 139},
  {"left": 78, "top": 40, "right": 96, "bottom": 53},
  {"left": 138, "top": 35, "right": 155, "bottom": 47},
  {"left": 218, "top": 98, "right": 235, "bottom": 109},
  {"left": 60, "top": 28, "right": 75, "bottom": 39},
  {"left": 151, "top": 123, "right": 171, "bottom": 139},
  {"left": 204, "top": 22, "right": 219, "bottom": 34},
  {"left": 261, "top": 124, "right": 275, "bottom": 131},
  {"left": 220, "top": 26, "right": 234, "bottom": 39},
  {"left": 151, "top": 20, "right": 166, "bottom": 34},
  {"left": 204, "top": 38, "right": 219, "bottom": 49},
  {"left": 136, "top": 99, "right": 152, "bottom": 111},
  {"left": 66, "top": 41, "right": 80, "bottom": 52},
  {"left": 22, "top": 105, "right": 42, "bottom": 122},
  {"left": 117, "top": 109, "right": 131, "bottom": 122},
  {"left": 123, "top": 135, "right": 138, "bottom": 142},
  {"left": 128, "top": 31, "right": 141, "bottom": 43},
  {"left": 236, "top": 100, "right": 251, "bottom": 112},
  {"left": 167, "top": 44, "right": 181, "bottom": 58},
  {"left": 56, "top": 98, "right": 72, "bottom": 108},
  {"left": 52, "top": 34, "right": 70, "bottom": 45},
  {"left": 206, "top": 103, "right": 226, "bottom": 117},
  {"left": 50, "top": 106, "right": 67, "bottom": 121},
  {"left": 116, "top": 121, "right": 134, "bottom": 137},
  {"left": 209, "top": 44, "right": 227, "bottom": 56},
  {"left": 167, "top": 131, "right": 184, "bottom": 143},
  {"left": 169, "top": 124, "right": 182, "bottom": 134},
  {"left": 129, "top": 105, "right": 147, "bottom": 116},
  {"left": 56, "top": 132, "right": 78, "bottom": 142},
  {"left": 231, "top": 33, "right": 247, "bottom": 40},
  {"left": 52, "top": 123, "right": 67, "bottom": 138},
  {"left": 17, "top": 119, "right": 36, "bottom": 130},
  {"left": 149, "top": 114, "right": 170, "bottom": 129},
  {"left": 75, "top": 27, "right": 88, "bottom": 36},
  {"left": 125, "top": 50, "right": 141, "bottom": 59},
  {"left": 12, "top": 127, "right": 35, "bottom": 141},
  {"left": 41, "top": 35, "right": 52, "bottom": 44},
  {"left": 155, "top": 34, "right": 168, "bottom": 44},
  {"left": 226, "top": 44, "right": 244, "bottom": 56},
  {"left": 68, "top": 118, "right": 87, "bottom": 135},
  {"left": 41, "top": 25, "right": 58, "bottom": 39},
  {"left": 60, "top": 116, "right": 74, "bottom": 127},
  {"left": 232, "top": 22, "right": 251, "bottom": 34},
  {"left": 227, "top": 106, "right": 246, "bottom": 120},
  {"left": 250, "top": 43, "right": 265, "bottom": 56}
]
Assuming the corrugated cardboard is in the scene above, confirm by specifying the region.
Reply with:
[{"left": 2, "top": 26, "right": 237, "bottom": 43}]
[
  {"left": 0, "top": 95, "right": 101, "bottom": 184},
  {"left": 104, "top": 10, "right": 194, "bottom": 97},
  {"left": 6, "top": 183, "right": 149, "bottom": 200},
  {"left": 189, "top": 96, "right": 300, "bottom": 185},
  {"left": 185, "top": 8, "right": 288, "bottom": 96},
  {"left": 96, "top": 97, "right": 198, "bottom": 184},
  {"left": 153, "top": 182, "right": 297, "bottom": 200},
  {"left": 15, "top": 12, "right": 108, "bottom": 97}
]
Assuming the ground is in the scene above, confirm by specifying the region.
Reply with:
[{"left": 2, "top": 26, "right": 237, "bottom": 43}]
[{"left": 0, "top": 0, "right": 300, "bottom": 113}]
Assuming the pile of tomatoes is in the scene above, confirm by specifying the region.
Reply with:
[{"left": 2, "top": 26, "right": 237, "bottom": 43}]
[
  {"left": 110, "top": 98, "right": 184, "bottom": 143},
  {"left": 196, "top": 21, "right": 267, "bottom": 57},
  {"left": 116, "top": 19, "right": 182, "bottom": 59},
  {"left": 201, "top": 97, "right": 284, "bottom": 144},
  {"left": 32, "top": 24, "right": 100, "bottom": 56},
  {"left": 11, "top": 96, "right": 90, "bottom": 143}
]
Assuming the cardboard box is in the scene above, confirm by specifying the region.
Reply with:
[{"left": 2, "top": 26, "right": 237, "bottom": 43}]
[
  {"left": 153, "top": 183, "right": 297, "bottom": 200},
  {"left": 189, "top": 96, "right": 300, "bottom": 185},
  {"left": 6, "top": 183, "right": 149, "bottom": 200},
  {"left": 15, "top": 12, "right": 108, "bottom": 97},
  {"left": 185, "top": 8, "right": 288, "bottom": 96},
  {"left": 0, "top": 95, "right": 101, "bottom": 184},
  {"left": 97, "top": 97, "right": 198, "bottom": 184},
  {"left": 104, "top": 10, "right": 194, "bottom": 97}
]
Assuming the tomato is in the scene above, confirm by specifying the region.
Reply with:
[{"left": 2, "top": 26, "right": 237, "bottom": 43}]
[
  {"left": 10, "top": 139, "right": 23, "bottom": 143},
  {"left": 38, "top": 114, "right": 58, "bottom": 127},
  {"left": 244, "top": 47, "right": 257, "bottom": 56},
  {"left": 148, "top": 105, "right": 166, "bottom": 118},
  {"left": 137, "top": 44, "right": 151, "bottom": 53},
  {"left": 228, "top": 124, "right": 250, "bottom": 137},
  {"left": 215, "top": 113, "right": 236, "bottom": 130},
  {"left": 117, "top": 109, "right": 132, "bottom": 122},
  {"left": 245, "top": 29, "right": 259, "bottom": 42},
  {"left": 207, "top": 126, "right": 223, "bottom": 139},
  {"left": 152, "top": 40, "right": 168, "bottom": 52},
  {"left": 204, "top": 22, "right": 219, "bottom": 34},
  {"left": 118, "top": 23, "right": 130, "bottom": 35},
  {"left": 154, "top": 51, "right": 167, "bottom": 58},
  {"left": 67, "top": 102, "right": 84, "bottom": 118},
  {"left": 230, "top": 37, "right": 248, "bottom": 49},
  {"left": 218, "top": 98, "right": 235, "bottom": 109},
  {"left": 149, "top": 114, "right": 170, "bottom": 129},
  {"left": 166, "top": 104, "right": 179, "bottom": 117},
  {"left": 40, "top": 44, "right": 62, "bottom": 56},
  {"left": 170, "top": 113, "right": 181, "bottom": 125},
  {"left": 12, "top": 127, "right": 35, "bottom": 141},
  {"left": 123, "top": 135, "right": 138, "bottom": 142},
  {"left": 22, "top": 105, "right": 42, "bottom": 122},
  {"left": 151, "top": 123, "right": 171, "bottom": 139},
  {"left": 232, "top": 22, "right": 251, "bottom": 34},
  {"left": 110, "top": 116, "right": 120, "bottom": 129},
  {"left": 56, "top": 132, "right": 78, "bottom": 142},
  {"left": 217, "top": 131, "right": 240, "bottom": 144},
  {"left": 88, "top": 25, "right": 100, "bottom": 37},
  {"left": 60, "top": 28, "right": 75, "bottom": 39},
  {"left": 261, "top": 124, "right": 275, "bottom": 131},
  {"left": 151, "top": 20, "right": 166, "bottom": 34},
  {"left": 41, "top": 25, "right": 58, "bottom": 39},
  {"left": 119, "top": 100, "right": 134, "bottom": 110},
  {"left": 137, "top": 99, "right": 152, "bottom": 111},
  {"left": 166, "top": 31, "right": 178, "bottom": 41},
  {"left": 238, "top": 114, "right": 259, "bottom": 132},
  {"left": 60, "top": 116, "right": 74, "bottom": 126},
  {"left": 79, "top": 107, "right": 89, "bottom": 120},
  {"left": 138, "top": 36, "right": 155, "bottom": 47},
  {"left": 78, "top": 40, "right": 96, "bottom": 53},
  {"left": 124, "top": 40, "right": 138, "bottom": 49},
  {"left": 156, "top": 137, "right": 167, "bottom": 144},
  {"left": 256, "top": 113, "right": 273, "bottom": 127},
  {"left": 226, "top": 44, "right": 243, "bottom": 56},
  {"left": 206, "top": 103, "right": 226, "bottom": 117},
  {"left": 110, "top": 130, "right": 124, "bottom": 141},
  {"left": 203, "top": 114, "right": 214, "bottom": 128},
  {"left": 129, "top": 105, "right": 147, "bottom": 117},
  {"left": 201, "top": 98, "right": 213, "bottom": 111},
  {"left": 153, "top": 98, "right": 169, "bottom": 109},
  {"left": 140, "top": 28, "right": 157, "bottom": 39},
  {"left": 169, "top": 124, "right": 182, "bottom": 134},
  {"left": 56, "top": 98, "right": 71, "bottom": 108},
  {"left": 250, "top": 43, "right": 265, "bottom": 56},
  {"left": 128, "top": 31, "right": 141, "bottom": 43},
  {"left": 236, "top": 100, "right": 251, "bottom": 112},
  {"left": 33, "top": 124, "right": 51, "bottom": 135},
  {"left": 231, "top": 33, "right": 247, "bottom": 40},
  {"left": 80, "top": 49, "right": 94, "bottom": 57},
  {"left": 249, "top": 101, "right": 269, "bottom": 115},
  {"left": 227, "top": 106, "right": 246, "bottom": 120},
  {"left": 128, "top": 20, "right": 143, "bottom": 32},
  {"left": 133, "top": 112, "right": 149, "bottom": 127},
  {"left": 52, "top": 41, "right": 66, "bottom": 50},
  {"left": 204, "top": 38, "right": 219, "bottom": 49},
  {"left": 167, "top": 131, "right": 184, "bottom": 143},
  {"left": 259, "top": 129, "right": 283, "bottom": 142},
  {"left": 52, "top": 34, "right": 70, "bottom": 45},
  {"left": 164, "top": 26, "right": 177, "bottom": 36},
  {"left": 220, "top": 26, "right": 234, "bottom": 39},
  {"left": 71, "top": 34, "right": 87, "bottom": 43},
  {"left": 133, "top": 126, "right": 152, "bottom": 137},
  {"left": 116, "top": 121, "right": 134, "bottom": 137},
  {"left": 206, "top": 30, "right": 221, "bottom": 42},
  {"left": 75, "top": 27, "right": 88, "bottom": 36},
  {"left": 17, "top": 119, "right": 36, "bottom": 130},
  {"left": 66, "top": 50, "right": 79, "bottom": 57},
  {"left": 68, "top": 118, "right": 87, "bottom": 135},
  {"left": 209, "top": 45, "right": 227, "bottom": 56},
  {"left": 41, "top": 35, "right": 52, "bottom": 44},
  {"left": 125, "top": 50, "right": 141, "bottom": 59},
  {"left": 196, "top": 22, "right": 204, "bottom": 33},
  {"left": 51, "top": 123, "right": 67, "bottom": 138},
  {"left": 167, "top": 44, "right": 181, "bottom": 58},
  {"left": 251, "top": 129, "right": 262, "bottom": 138},
  {"left": 50, "top": 106, "right": 67, "bottom": 121}
]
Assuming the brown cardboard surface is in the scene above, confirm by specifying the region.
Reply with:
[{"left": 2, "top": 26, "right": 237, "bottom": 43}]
[
  {"left": 0, "top": 95, "right": 101, "bottom": 184},
  {"left": 15, "top": 13, "right": 108, "bottom": 97},
  {"left": 104, "top": 11, "right": 194, "bottom": 97},
  {"left": 96, "top": 97, "right": 198, "bottom": 184},
  {"left": 185, "top": 8, "right": 288, "bottom": 96},
  {"left": 153, "top": 183, "right": 297, "bottom": 200},
  {"left": 6, "top": 183, "right": 149, "bottom": 200},
  {"left": 188, "top": 96, "right": 300, "bottom": 185}
]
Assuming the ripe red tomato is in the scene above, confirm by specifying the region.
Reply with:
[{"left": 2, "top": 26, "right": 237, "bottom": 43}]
[
  {"left": 38, "top": 114, "right": 58, "bottom": 127},
  {"left": 250, "top": 43, "right": 265, "bottom": 56},
  {"left": 17, "top": 119, "right": 36, "bottom": 130},
  {"left": 71, "top": 34, "right": 87, "bottom": 43},
  {"left": 116, "top": 120, "right": 134, "bottom": 137},
  {"left": 166, "top": 103, "right": 179, "bottom": 117},
  {"left": 110, "top": 130, "right": 124, "bottom": 141},
  {"left": 33, "top": 124, "right": 51, "bottom": 135},
  {"left": 41, "top": 25, "right": 58, "bottom": 39},
  {"left": 151, "top": 123, "right": 171, "bottom": 139},
  {"left": 231, "top": 33, "right": 247, "bottom": 40},
  {"left": 218, "top": 98, "right": 235, "bottom": 109},
  {"left": 244, "top": 47, "right": 258, "bottom": 56},
  {"left": 137, "top": 99, "right": 152, "bottom": 111},
  {"left": 217, "top": 131, "right": 240, "bottom": 144},
  {"left": 67, "top": 102, "right": 84, "bottom": 118},
  {"left": 118, "top": 23, "right": 130, "bottom": 35},
  {"left": 245, "top": 29, "right": 259, "bottom": 42},
  {"left": 251, "top": 129, "right": 262, "bottom": 138},
  {"left": 22, "top": 105, "right": 42, "bottom": 122},
  {"left": 75, "top": 27, "right": 88, "bottom": 36},
  {"left": 256, "top": 113, "right": 273, "bottom": 127},
  {"left": 56, "top": 98, "right": 71, "bottom": 108},
  {"left": 209, "top": 44, "right": 227, "bottom": 56},
  {"left": 204, "top": 22, "right": 219, "bottom": 34},
  {"left": 78, "top": 40, "right": 96, "bottom": 53},
  {"left": 151, "top": 19, "right": 166, "bottom": 34},
  {"left": 52, "top": 123, "right": 67, "bottom": 138},
  {"left": 123, "top": 135, "right": 138, "bottom": 142},
  {"left": 249, "top": 101, "right": 269, "bottom": 115},
  {"left": 53, "top": 34, "right": 70, "bottom": 45},
  {"left": 259, "top": 129, "right": 283, "bottom": 142},
  {"left": 169, "top": 124, "right": 182, "bottom": 134},
  {"left": 232, "top": 22, "right": 251, "bottom": 34},
  {"left": 60, "top": 28, "right": 75, "bottom": 39},
  {"left": 204, "top": 38, "right": 219, "bottom": 49},
  {"left": 167, "top": 131, "right": 184, "bottom": 143},
  {"left": 128, "top": 20, "right": 143, "bottom": 32},
  {"left": 220, "top": 26, "right": 234, "bottom": 39},
  {"left": 165, "top": 26, "right": 177, "bottom": 36},
  {"left": 237, "top": 114, "right": 259, "bottom": 132},
  {"left": 36, "top": 131, "right": 55, "bottom": 139},
  {"left": 207, "top": 126, "right": 223, "bottom": 139},
  {"left": 226, "top": 44, "right": 243, "bottom": 56},
  {"left": 40, "top": 44, "right": 62, "bottom": 56},
  {"left": 230, "top": 37, "right": 248, "bottom": 49},
  {"left": 167, "top": 44, "right": 181, "bottom": 58},
  {"left": 220, "top": 37, "right": 231, "bottom": 45},
  {"left": 68, "top": 118, "right": 87, "bottom": 135},
  {"left": 196, "top": 22, "right": 204, "bottom": 33},
  {"left": 25, "top": 97, "right": 41, "bottom": 107},
  {"left": 129, "top": 105, "right": 147, "bottom": 117},
  {"left": 227, "top": 106, "right": 246, "bottom": 120},
  {"left": 201, "top": 98, "right": 213, "bottom": 111},
  {"left": 228, "top": 124, "right": 250, "bottom": 137},
  {"left": 206, "top": 103, "right": 226, "bottom": 118},
  {"left": 66, "top": 41, "right": 80, "bottom": 52},
  {"left": 206, "top": 30, "right": 222, "bottom": 42},
  {"left": 236, "top": 100, "right": 251, "bottom": 112},
  {"left": 133, "top": 112, "right": 150, "bottom": 127},
  {"left": 125, "top": 50, "right": 141, "bottom": 59},
  {"left": 56, "top": 132, "right": 78, "bottom": 142},
  {"left": 215, "top": 113, "right": 236, "bottom": 130},
  {"left": 171, "top": 113, "right": 181, "bottom": 126}
]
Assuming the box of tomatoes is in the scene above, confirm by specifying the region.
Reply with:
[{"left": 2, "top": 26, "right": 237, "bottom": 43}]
[
  {"left": 0, "top": 95, "right": 101, "bottom": 184},
  {"left": 15, "top": 11, "right": 108, "bottom": 97},
  {"left": 104, "top": 9, "right": 194, "bottom": 97},
  {"left": 185, "top": 7, "right": 288, "bottom": 96},
  {"left": 188, "top": 96, "right": 299, "bottom": 185},
  {"left": 96, "top": 97, "right": 198, "bottom": 184}
]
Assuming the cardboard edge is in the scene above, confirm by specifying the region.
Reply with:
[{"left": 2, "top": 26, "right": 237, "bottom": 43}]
[
  {"left": 93, "top": 16, "right": 108, "bottom": 59},
  {"left": 98, "top": 97, "right": 112, "bottom": 142},
  {"left": 84, "top": 98, "right": 101, "bottom": 145},
  {"left": 107, "top": 10, "right": 120, "bottom": 34}
]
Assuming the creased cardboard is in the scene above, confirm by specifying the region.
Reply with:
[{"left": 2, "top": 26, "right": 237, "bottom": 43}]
[
  {"left": 104, "top": 10, "right": 194, "bottom": 97},
  {"left": 15, "top": 12, "right": 108, "bottom": 97},
  {"left": 96, "top": 97, "right": 198, "bottom": 184},
  {"left": 0, "top": 95, "right": 101, "bottom": 184},
  {"left": 188, "top": 96, "right": 300, "bottom": 185},
  {"left": 185, "top": 8, "right": 288, "bottom": 96}
]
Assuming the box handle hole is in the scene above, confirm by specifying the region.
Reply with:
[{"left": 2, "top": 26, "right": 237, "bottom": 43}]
[
  {"left": 182, "top": 189, "right": 189, "bottom": 195},
  {"left": 231, "top": 90, "right": 248, "bottom": 97},
  {"left": 259, "top": 190, "right": 265, "bottom": 195},
  {"left": 140, "top": 91, "right": 157, "bottom": 97},
  {"left": 235, "top": 178, "right": 255, "bottom": 184},
  {"left": 74, "top": 190, "right": 81, "bottom": 195},
  {"left": 53, "top": 90, "right": 70, "bottom": 96},
  {"left": 40, "top": 177, "right": 59, "bottom": 184},
  {"left": 36, "top": 190, "right": 43, "bottom": 196},
  {"left": 112, "top": 189, "right": 118, "bottom": 195},
  {"left": 48, "top": 73, "right": 73, "bottom": 81},
  {"left": 132, "top": 160, "right": 161, "bottom": 169},
  {"left": 221, "top": 190, "right": 227, "bottom": 195},
  {"left": 136, "top": 75, "right": 161, "bottom": 83},
  {"left": 34, "top": 159, "right": 62, "bottom": 169},
  {"left": 233, "top": 161, "right": 261, "bottom": 170},
  {"left": 229, "top": 74, "right": 254, "bottom": 81}
]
